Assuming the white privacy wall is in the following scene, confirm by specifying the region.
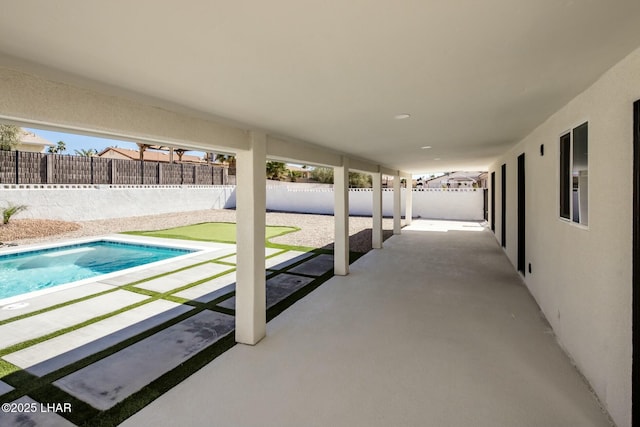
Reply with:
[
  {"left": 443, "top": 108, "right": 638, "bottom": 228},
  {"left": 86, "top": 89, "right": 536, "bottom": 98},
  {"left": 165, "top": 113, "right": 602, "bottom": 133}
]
[
  {"left": 1, "top": 184, "right": 484, "bottom": 222},
  {"left": 489, "top": 47, "right": 640, "bottom": 427},
  {"left": 265, "top": 186, "right": 484, "bottom": 220},
  {"left": 0, "top": 185, "right": 236, "bottom": 221}
]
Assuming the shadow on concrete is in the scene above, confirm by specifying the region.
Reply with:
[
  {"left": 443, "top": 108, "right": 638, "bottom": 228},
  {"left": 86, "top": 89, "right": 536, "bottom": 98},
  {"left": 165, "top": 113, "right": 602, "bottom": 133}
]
[{"left": 321, "top": 228, "right": 394, "bottom": 253}]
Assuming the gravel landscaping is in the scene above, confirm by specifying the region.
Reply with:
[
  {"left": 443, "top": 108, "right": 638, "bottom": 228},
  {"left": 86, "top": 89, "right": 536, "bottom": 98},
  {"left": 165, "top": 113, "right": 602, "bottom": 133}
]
[{"left": 0, "top": 209, "right": 400, "bottom": 253}]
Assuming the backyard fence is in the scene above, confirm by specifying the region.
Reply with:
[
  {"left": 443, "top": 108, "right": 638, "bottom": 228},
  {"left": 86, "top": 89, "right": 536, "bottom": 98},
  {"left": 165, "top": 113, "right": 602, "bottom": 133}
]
[
  {"left": 1, "top": 183, "right": 484, "bottom": 221},
  {"left": 0, "top": 150, "right": 234, "bottom": 185},
  {"left": 259, "top": 185, "right": 484, "bottom": 220}
]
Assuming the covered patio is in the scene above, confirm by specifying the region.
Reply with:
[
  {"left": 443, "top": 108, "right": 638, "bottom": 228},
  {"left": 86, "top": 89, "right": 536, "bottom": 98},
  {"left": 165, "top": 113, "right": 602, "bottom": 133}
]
[
  {"left": 122, "top": 220, "right": 610, "bottom": 427},
  {"left": 1, "top": 2, "right": 639, "bottom": 425}
]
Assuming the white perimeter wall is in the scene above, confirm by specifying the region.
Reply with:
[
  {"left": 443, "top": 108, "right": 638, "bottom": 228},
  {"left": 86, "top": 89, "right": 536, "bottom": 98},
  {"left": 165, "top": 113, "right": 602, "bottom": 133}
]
[
  {"left": 266, "top": 186, "right": 484, "bottom": 220},
  {"left": 1, "top": 184, "right": 484, "bottom": 221},
  {"left": 0, "top": 185, "right": 236, "bottom": 221},
  {"left": 489, "top": 47, "right": 640, "bottom": 427}
]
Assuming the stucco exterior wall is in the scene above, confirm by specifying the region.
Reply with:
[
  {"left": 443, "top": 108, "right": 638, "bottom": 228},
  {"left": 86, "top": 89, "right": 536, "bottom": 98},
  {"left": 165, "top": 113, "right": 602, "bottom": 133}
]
[{"left": 489, "top": 47, "right": 640, "bottom": 427}]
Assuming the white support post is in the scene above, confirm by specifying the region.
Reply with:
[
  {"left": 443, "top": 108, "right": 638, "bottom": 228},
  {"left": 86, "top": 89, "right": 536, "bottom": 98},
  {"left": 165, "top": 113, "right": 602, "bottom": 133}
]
[
  {"left": 405, "top": 174, "right": 413, "bottom": 226},
  {"left": 393, "top": 173, "right": 402, "bottom": 235},
  {"left": 334, "top": 156, "right": 349, "bottom": 275},
  {"left": 372, "top": 172, "right": 383, "bottom": 249},
  {"left": 235, "top": 131, "right": 267, "bottom": 345}
]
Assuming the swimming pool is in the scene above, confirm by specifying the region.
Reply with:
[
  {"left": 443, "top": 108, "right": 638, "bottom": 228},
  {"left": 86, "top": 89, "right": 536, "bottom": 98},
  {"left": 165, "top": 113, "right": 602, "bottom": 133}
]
[{"left": 0, "top": 240, "right": 196, "bottom": 301}]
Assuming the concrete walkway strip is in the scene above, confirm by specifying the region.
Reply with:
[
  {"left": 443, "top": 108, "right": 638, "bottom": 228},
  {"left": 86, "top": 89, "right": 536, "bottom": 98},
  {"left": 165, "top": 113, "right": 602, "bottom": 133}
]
[
  {"left": 0, "top": 290, "right": 149, "bottom": 349},
  {"left": 218, "top": 247, "right": 282, "bottom": 265},
  {"left": 4, "top": 300, "right": 194, "bottom": 377},
  {"left": 0, "top": 380, "right": 13, "bottom": 395},
  {"left": 287, "top": 254, "right": 334, "bottom": 276},
  {"left": 135, "top": 263, "right": 234, "bottom": 293},
  {"left": 193, "top": 247, "right": 237, "bottom": 262},
  {"left": 0, "top": 283, "right": 116, "bottom": 322},
  {"left": 97, "top": 270, "right": 162, "bottom": 287},
  {"left": 173, "top": 272, "right": 236, "bottom": 303},
  {"left": 0, "top": 396, "right": 75, "bottom": 427},
  {"left": 265, "top": 251, "right": 314, "bottom": 270},
  {"left": 54, "top": 309, "right": 235, "bottom": 411}
]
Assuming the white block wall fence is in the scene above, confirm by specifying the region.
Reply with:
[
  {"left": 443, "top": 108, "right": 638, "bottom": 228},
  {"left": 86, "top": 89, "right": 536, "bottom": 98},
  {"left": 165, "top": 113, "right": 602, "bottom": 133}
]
[
  {"left": 0, "top": 184, "right": 484, "bottom": 221},
  {"left": 0, "top": 185, "right": 237, "bottom": 221},
  {"left": 264, "top": 186, "right": 484, "bottom": 220}
]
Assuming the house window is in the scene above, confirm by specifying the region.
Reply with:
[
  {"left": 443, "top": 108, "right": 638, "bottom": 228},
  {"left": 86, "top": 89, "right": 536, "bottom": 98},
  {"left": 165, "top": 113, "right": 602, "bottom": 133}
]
[{"left": 559, "top": 122, "right": 588, "bottom": 226}]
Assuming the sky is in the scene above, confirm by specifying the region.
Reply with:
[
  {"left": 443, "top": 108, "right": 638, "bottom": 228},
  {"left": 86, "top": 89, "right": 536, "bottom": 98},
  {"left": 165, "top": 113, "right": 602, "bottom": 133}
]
[
  {"left": 26, "top": 128, "right": 139, "bottom": 154},
  {"left": 25, "top": 127, "right": 206, "bottom": 157}
]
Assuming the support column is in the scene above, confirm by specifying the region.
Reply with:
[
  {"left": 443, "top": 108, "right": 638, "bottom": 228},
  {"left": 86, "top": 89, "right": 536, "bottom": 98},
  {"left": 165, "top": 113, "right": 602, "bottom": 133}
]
[
  {"left": 405, "top": 175, "right": 413, "bottom": 226},
  {"left": 372, "top": 172, "right": 383, "bottom": 249},
  {"left": 393, "top": 173, "right": 402, "bottom": 235},
  {"left": 334, "top": 156, "right": 349, "bottom": 275},
  {"left": 235, "top": 131, "right": 266, "bottom": 345}
]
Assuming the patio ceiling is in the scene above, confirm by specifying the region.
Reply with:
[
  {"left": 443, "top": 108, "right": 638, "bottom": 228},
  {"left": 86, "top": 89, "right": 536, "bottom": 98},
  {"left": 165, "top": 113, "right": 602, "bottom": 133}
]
[{"left": 1, "top": 1, "right": 639, "bottom": 173}]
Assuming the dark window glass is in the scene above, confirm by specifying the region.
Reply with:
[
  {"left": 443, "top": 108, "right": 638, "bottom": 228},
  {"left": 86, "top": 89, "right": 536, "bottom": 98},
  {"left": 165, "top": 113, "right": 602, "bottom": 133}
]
[
  {"left": 560, "top": 133, "right": 571, "bottom": 219},
  {"left": 501, "top": 164, "right": 506, "bottom": 247}
]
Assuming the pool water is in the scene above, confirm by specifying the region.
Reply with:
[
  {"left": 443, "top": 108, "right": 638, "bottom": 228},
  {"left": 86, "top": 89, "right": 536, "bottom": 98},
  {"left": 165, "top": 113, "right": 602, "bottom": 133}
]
[{"left": 0, "top": 241, "right": 195, "bottom": 300}]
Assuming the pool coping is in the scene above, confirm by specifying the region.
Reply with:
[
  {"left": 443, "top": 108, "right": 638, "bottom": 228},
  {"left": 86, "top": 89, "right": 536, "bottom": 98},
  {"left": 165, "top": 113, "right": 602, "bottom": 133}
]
[{"left": 0, "top": 235, "right": 234, "bottom": 308}]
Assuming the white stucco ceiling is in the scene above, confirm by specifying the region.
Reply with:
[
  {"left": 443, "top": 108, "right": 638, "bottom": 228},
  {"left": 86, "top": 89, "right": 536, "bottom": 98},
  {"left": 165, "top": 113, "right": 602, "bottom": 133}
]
[{"left": 1, "top": 0, "right": 639, "bottom": 173}]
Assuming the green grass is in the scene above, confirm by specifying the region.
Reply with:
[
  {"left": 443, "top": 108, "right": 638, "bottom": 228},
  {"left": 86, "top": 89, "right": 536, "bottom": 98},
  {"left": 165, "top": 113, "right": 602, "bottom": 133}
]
[{"left": 124, "top": 222, "right": 298, "bottom": 244}]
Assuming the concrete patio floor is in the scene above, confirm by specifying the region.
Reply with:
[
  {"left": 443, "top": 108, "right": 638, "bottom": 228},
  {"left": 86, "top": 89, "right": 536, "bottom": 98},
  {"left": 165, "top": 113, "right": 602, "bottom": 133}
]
[{"left": 122, "top": 220, "right": 613, "bottom": 427}]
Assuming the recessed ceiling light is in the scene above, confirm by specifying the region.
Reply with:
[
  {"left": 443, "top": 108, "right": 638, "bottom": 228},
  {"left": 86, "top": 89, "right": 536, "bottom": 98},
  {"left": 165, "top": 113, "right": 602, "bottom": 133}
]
[
  {"left": 421, "top": 146, "right": 432, "bottom": 149},
  {"left": 394, "top": 113, "right": 411, "bottom": 120},
  {"left": 434, "top": 158, "right": 441, "bottom": 161}
]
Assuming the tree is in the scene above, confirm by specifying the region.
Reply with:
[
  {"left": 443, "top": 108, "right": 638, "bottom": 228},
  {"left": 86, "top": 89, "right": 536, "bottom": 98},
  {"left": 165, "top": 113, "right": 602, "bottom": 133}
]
[
  {"left": 215, "top": 154, "right": 236, "bottom": 166},
  {"left": 309, "top": 168, "right": 372, "bottom": 188},
  {"left": 310, "top": 167, "right": 333, "bottom": 184},
  {"left": 266, "top": 161, "right": 287, "bottom": 180},
  {"left": 0, "top": 125, "right": 22, "bottom": 151},
  {"left": 288, "top": 169, "right": 301, "bottom": 182},
  {"left": 74, "top": 148, "right": 97, "bottom": 157},
  {"left": 349, "top": 172, "right": 372, "bottom": 188},
  {"left": 47, "top": 140, "right": 66, "bottom": 154}
]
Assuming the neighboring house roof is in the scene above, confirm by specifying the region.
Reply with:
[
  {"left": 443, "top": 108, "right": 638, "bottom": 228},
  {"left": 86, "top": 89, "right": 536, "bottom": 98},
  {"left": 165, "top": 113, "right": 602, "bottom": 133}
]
[
  {"left": 425, "top": 171, "right": 483, "bottom": 183},
  {"left": 96, "top": 147, "right": 207, "bottom": 164},
  {"left": 17, "top": 129, "right": 55, "bottom": 152}
]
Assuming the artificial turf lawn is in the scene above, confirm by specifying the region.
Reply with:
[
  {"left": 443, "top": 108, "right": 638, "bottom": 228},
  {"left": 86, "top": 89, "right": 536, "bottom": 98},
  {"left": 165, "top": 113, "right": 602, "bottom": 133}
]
[{"left": 124, "top": 222, "right": 298, "bottom": 244}]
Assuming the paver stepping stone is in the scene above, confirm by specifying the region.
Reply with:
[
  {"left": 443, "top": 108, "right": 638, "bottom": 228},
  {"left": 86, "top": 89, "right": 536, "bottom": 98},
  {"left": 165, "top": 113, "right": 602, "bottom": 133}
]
[
  {"left": 54, "top": 309, "right": 235, "bottom": 411},
  {"left": 173, "top": 272, "right": 236, "bottom": 303},
  {"left": 135, "top": 263, "right": 234, "bottom": 293},
  {"left": 0, "top": 282, "right": 115, "bottom": 322},
  {"left": 266, "top": 250, "right": 314, "bottom": 270},
  {"left": 218, "top": 247, "right": 282, "bottom": 264},
  {"left": 0, "top": 380, "right": 13, "bottom": 395},
  {"left": 287, "top": 254, "right": 334, "bottom": 276},
  {"left": 5, "top": 300, "right": 193, "bottom": 377},
  {"left": 97, "top": 270, "right": 160, "bottom": 287},
  {"left": 0, "top": 290, "right": 149, "bottom": 349},
  {"left": 218, "top": 273, "right": 314, "bottom": 310},
  {"left": 0, "top": 396, "right": 75, "bottom": 427}
]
